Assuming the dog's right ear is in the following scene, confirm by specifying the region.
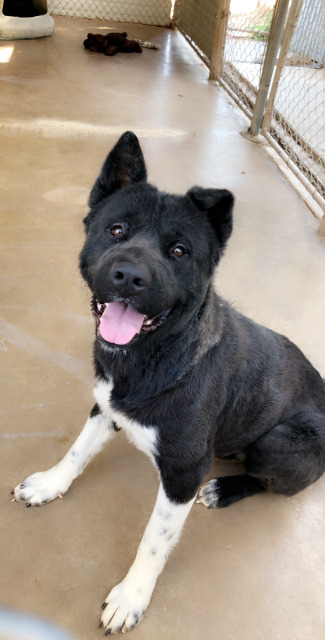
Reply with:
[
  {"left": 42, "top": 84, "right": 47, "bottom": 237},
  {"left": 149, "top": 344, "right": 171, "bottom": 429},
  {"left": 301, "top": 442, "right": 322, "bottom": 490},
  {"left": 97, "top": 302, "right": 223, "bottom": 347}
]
[
  {"left": 188, "top": 187, "right": 234, "bottom": 254},
  {"left": 88, "top": 131, "right": 147, "bottom": 208}
]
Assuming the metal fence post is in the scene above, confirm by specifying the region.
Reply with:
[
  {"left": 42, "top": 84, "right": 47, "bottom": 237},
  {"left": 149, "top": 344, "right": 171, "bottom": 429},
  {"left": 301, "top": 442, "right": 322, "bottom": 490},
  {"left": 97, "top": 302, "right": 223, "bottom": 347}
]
[
  {"left": 262, "top": 0, "right": 303, "bottom": 134},
  {"left": 209, "top": 0, "right": 231, "bottom": 81},
  {"left": 249, "top": 0, "right": 290, "bottom": 137},
  {"left": 319, "top": 215, "right": 325, "bottom": 239}
]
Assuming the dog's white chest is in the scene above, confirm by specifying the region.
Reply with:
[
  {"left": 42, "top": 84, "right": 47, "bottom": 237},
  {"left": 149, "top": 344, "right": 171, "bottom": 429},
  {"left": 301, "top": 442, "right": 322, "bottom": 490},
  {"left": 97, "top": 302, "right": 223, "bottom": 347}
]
[
  {"left": 94, "top": 379, "right": 158, "bottom": 465},
  {"left": 116, "top": 415, "right": 157, "bottom": 464}
]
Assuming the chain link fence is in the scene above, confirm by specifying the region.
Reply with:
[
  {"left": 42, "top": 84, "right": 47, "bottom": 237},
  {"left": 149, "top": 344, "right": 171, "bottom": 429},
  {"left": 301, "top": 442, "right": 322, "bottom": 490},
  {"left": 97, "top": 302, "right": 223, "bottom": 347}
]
[
  {"left": 268, "top": 0, "right": 325, "bottom": 203},
  {"left": 176, "top": 0, "right": 324, "bottom": 220},
  {"left": 48, "top": 0, "right": 172, "bottom": 27},
  {"left": 222, "top": 1, "right": 275, "bottom": 116}
]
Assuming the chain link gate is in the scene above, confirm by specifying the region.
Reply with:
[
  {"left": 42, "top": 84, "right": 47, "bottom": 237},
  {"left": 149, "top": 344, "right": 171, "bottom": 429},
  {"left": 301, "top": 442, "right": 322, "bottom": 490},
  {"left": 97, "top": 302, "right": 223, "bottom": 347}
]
[
  {"left": 264, "top": 0, "right": 325, "bottom": 211},
  {"left": 221, "top": 1, "right": 276, "bottom": 117},
  {"left": 175, "top": 0, "right": 324, "bottom": 228}
]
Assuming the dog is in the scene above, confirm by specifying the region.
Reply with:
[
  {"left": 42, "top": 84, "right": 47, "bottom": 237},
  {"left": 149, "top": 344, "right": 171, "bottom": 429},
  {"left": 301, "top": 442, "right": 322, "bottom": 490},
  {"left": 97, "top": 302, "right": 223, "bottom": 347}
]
[{"left": 12, "top": 132, "right": 325, "bottom": 635}]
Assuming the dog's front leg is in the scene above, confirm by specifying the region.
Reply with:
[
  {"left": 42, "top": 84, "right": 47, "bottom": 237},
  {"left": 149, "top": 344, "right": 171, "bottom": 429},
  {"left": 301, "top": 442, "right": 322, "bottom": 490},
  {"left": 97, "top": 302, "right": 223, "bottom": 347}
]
[
  {"left": 12, "top": 382, "right": 116, "bottom": 507},
  {"left": 100, "top": 482, "right": 196, "bottom": 634}
]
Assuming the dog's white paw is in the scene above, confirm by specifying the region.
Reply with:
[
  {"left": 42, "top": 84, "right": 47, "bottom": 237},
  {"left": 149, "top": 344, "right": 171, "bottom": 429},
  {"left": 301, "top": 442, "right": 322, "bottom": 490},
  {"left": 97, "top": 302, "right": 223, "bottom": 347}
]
[
  {"left": 12, "top": 466, "right": 71, "bottom": 507},
  {"left": 100, "top": 578, "right": 151, "bottom": 635}
]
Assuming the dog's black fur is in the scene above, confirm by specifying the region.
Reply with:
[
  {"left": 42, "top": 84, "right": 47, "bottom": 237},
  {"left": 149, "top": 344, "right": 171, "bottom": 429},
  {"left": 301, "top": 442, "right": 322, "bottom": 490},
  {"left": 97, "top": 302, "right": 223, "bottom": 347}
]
[{"left": 80, "top": 131, "right": 325, "bottom": 508}]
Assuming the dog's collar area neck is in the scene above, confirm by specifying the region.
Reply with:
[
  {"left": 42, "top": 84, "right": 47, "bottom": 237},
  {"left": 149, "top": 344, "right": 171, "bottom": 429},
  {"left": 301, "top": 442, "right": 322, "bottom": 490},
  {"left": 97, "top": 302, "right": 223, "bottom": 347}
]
[
  {"left": 192, "top": 285, "right": 213, "bottom": 324},
  {"left": 197, "top": 298, "right": 207, "bottom": 322}
]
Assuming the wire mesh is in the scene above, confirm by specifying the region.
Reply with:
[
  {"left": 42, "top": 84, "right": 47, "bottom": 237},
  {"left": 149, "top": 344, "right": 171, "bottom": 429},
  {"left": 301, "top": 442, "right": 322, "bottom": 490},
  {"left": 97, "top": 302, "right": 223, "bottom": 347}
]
[
  {"left": 48, "top": 0, "right": 172, "bottom": 27},
  {"left": 217, "top": 0, "right": 324, "bottom": 209},
  {"left": 269, "top": 0, "right": 325, "bottom": 201},
  {"left": 221, "top": 0, "right": 276, "bottom": 115}
]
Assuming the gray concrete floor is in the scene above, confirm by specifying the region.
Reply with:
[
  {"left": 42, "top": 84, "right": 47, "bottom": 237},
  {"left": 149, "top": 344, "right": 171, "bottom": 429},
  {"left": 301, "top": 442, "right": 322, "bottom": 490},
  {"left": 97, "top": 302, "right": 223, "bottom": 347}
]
[{"left": 1, "top": 16, "right": 325, "bottom": 640}]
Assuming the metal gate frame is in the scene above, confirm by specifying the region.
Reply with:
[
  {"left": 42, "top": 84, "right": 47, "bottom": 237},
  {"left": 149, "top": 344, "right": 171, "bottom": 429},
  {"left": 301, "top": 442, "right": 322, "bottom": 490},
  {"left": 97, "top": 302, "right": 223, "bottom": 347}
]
[{"left": 185, "top": 0, "right": 325, "bottom": 236}]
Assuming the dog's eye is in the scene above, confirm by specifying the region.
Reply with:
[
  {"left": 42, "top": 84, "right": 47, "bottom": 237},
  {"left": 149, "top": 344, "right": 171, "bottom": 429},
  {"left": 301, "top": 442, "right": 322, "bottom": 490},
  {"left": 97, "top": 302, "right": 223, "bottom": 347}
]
[
  {"left": 110, "top": 225, "right": 125, "bottom": 238},
  {"left": 171, "top": 245, "right": 186, "bottom": 258}
]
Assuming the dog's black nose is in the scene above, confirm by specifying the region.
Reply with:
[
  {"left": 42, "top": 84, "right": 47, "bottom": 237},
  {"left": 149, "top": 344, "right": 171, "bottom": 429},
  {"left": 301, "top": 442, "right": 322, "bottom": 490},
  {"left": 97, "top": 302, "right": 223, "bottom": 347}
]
[{"left": 110, "top": 260, "right": 151, "bottom": 296}]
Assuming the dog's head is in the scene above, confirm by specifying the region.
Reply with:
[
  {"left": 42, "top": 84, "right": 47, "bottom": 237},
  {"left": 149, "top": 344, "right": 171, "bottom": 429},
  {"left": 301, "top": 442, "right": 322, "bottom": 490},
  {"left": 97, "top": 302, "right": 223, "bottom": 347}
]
[{"left": 80, "top": 131, "right": 234, "bottom": 348}]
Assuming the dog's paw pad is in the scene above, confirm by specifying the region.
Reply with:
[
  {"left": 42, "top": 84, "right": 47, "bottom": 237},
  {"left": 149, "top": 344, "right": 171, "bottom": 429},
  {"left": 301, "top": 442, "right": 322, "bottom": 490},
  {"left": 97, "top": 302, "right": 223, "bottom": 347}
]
[
  {"left": 100, "top": 580, "right": 148, "bottom": 635},
  {"left": 196, "top": 479, "right": 220, "bottom": 508}
]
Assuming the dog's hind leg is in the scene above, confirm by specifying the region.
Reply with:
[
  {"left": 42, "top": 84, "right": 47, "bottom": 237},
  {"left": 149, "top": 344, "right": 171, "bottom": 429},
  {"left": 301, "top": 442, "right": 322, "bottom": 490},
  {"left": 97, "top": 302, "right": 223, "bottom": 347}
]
[
  {"left": 197, "top": 474, "right": 264, "bottom": 508},
  {"left": 12, "top": 379, "right": 116, "bottom": 507},
  {"left": 245, "top": 410, "right": 325, "bottom": 496},
  {"left": 197, "top": 409, "right": 325, "bottom": 508}
]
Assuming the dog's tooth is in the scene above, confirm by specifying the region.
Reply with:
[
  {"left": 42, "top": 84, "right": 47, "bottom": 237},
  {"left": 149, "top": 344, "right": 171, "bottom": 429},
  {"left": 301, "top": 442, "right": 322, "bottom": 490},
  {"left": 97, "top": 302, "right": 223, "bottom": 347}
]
[{"left": 96, "top": 301, "right": 107, "bottom": 316}]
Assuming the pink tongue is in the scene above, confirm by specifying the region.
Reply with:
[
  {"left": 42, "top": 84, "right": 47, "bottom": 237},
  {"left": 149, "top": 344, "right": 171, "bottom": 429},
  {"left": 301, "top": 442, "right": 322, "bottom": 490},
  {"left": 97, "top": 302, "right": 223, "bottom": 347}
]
[{"left": 99, "top": 301, "right": 145, "bottom": 345}]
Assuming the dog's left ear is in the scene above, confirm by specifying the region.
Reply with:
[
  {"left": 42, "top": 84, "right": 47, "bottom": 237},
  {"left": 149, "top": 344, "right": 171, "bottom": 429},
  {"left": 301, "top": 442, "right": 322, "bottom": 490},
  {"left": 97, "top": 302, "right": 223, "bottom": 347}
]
[
  {"left": 188, "top": 187, "right": 234, "bottom": 250},
  {"left": 89, "top": 131, "right": 147, "bottom": 207}
]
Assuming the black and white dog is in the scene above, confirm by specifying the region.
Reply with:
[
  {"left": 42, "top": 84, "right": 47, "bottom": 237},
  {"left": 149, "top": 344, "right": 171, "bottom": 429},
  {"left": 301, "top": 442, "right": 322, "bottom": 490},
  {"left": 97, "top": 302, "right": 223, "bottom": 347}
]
[{"left": 13, "top": 132, "right": 325, "bottom": 635}]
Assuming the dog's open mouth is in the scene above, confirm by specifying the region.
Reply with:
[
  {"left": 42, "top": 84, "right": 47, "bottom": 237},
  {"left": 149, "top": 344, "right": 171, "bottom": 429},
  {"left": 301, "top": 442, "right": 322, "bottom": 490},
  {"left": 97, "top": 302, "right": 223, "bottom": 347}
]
[{"left": 91, "top": 296, "right": 170, "bottom": 345}]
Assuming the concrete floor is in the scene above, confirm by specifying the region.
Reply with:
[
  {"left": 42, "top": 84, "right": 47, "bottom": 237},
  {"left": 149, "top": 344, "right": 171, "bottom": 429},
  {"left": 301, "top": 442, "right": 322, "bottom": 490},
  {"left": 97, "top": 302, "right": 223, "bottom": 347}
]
[{"left": 1, "top": 16, "right": 325, "bottom": 640}]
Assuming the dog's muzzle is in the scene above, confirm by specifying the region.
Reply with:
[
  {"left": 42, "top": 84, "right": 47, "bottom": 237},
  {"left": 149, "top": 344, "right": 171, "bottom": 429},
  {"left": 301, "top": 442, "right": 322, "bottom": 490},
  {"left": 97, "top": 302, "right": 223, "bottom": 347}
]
[{"left": 91, "top": 296, "right": 171, "bottom": 346}]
